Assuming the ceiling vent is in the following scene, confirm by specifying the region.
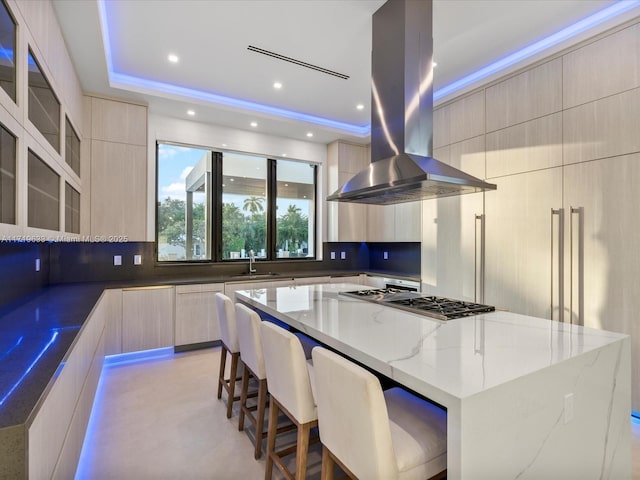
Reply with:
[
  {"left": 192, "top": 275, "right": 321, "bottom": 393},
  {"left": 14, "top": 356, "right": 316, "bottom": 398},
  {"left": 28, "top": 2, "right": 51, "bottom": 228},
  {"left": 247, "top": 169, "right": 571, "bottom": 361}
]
[{"left": 247, "top": 45, "right": 349, "bottom": 80}]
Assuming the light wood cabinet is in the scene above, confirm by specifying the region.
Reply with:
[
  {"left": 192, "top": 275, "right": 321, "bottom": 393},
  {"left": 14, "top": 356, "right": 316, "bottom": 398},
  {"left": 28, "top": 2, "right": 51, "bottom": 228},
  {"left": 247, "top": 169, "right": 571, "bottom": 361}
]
[
  {"left": 91, "top": 97, "right": 147, "bottom": 146},
  {"left": 103, "top": 288, "right": 123, "bottom": 355},
  {"left": 326, "top": 141, "right": 368, "bottom": 241},
  {"left": 90, "top": 140, "right": 146, "bottom": 239},
  {"left": 484, "top": 167, "right": 563, "bottom": 318},
  {"left": 486, "top": 113, "right": 563, "bottom": 178},
  {"left": 422, "top": 137, "right": 485, "bottom": 301},
  {"left": 563, "top": 153, "right": 640, "bottom": 411},
  {"left": 563, "top": 87, "right": 640, "bottom": 165},
  {"left": 563, "top": 23, "right": 640, "bottom": 108},
  {"left": 28, "top": 291, "right": 106, "bottom": 480},
  {"left": 175, "top": 283, "right": 224, "bottom": 346},
  {"left": 485, "top": 58, "right": 562, "bottom": 132},
  {"left": 122, "top": 286, "right": 174, "bottom": 353}
]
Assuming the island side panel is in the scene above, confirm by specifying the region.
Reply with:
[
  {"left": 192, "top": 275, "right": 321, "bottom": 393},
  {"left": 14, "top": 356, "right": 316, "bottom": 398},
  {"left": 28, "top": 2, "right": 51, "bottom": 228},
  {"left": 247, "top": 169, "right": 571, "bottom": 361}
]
[{"left": 458, "top": 338, "right": 630, "bottom": 479}]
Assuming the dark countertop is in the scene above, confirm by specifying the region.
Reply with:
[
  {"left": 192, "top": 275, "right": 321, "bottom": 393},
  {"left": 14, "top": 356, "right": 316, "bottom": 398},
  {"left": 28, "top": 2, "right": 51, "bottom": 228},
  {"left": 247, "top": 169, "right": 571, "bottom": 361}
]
[{"left": 0, "top": 270, "right": 419, "bottom": 429}]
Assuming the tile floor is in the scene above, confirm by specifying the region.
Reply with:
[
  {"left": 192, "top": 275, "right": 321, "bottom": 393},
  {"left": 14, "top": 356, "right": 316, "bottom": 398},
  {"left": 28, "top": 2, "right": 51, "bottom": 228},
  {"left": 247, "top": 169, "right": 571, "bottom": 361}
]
[{"left": 76, "top": 347, "right": 640, "bottom": 480}]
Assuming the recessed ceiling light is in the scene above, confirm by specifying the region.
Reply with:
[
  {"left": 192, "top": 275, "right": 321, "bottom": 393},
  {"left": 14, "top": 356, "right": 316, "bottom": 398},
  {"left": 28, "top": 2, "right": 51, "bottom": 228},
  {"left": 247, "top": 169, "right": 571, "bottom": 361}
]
[
  {"left": 282, "top": 153, "right": 287, "bottom": 157},
  {"left": 250, "top": 122, "right": 258, "bottom": 127},
  {"left": 222, "top": 143, "right": 227, "bottom": 147},
  {"left": 306, "top": 132, "right": 313, "bottom": 137},
  {"left": 433, "top": 61, "right": 438, "bottom": 68},
  {"left": 230, "top": 178, "right": 235, "bottom": 182},
  {"left": 187, "top": 109, "right": 195, "bottom": 116},
  {"left": 273, "top": 82, "right": 283, "bottom": 89},
  {"left": 284, "top": 183, "right": 289, "bottom": 187},
  {"left": 356, "top": 104, "right": 364, "bottom": 110},
  {"left": 222, "top": 184, "right": 226, "bottom": 187},
  {"left": 168, "top": 54, "right": 179, "bottom": 63}
]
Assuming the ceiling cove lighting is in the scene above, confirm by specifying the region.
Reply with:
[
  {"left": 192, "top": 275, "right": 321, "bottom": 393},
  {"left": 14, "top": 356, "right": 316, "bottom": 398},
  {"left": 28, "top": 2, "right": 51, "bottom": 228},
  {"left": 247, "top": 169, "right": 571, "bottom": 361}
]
[
  {"left": 98, "top": 0, "right": 639, "bottom": 135},
  {"left": 434, "top": 0, "right": 640, "bottom": 101}
]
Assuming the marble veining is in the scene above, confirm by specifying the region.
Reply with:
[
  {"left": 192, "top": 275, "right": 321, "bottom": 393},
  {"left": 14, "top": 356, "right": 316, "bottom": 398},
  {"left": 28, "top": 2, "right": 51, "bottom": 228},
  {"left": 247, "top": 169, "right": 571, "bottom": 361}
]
[{"left": 236, "top": 282, "right": 632, "bottom": 479}]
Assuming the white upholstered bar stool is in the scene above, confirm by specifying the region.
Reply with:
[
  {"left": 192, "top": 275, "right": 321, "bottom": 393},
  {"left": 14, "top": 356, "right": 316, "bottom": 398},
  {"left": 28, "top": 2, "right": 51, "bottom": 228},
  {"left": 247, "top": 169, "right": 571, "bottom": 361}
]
[
  {"left": 312, "top": 347, "right": 447, "bottom": 480},
  {"left": 215, "top": 293, "right": 242, "bottom": 418},
  {"left": 261, "top": 321, "right": 318, "bottom": 480},
  {"left": 235, "top": 303, "right": 272, "bottom": 459}
]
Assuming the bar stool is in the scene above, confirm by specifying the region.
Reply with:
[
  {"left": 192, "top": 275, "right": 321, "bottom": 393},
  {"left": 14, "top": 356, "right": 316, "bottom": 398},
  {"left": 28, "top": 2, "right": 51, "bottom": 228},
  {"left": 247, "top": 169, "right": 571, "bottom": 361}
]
[
  {"left": 261, "top": 321, "right": 318, "bottom": 480},
  {"left": 215, "top": 293, "right": 242, "bottom": 418},
  {"left": 312, "top": 347, "right": 447, "bottom": 480},
  {"left": 236, "top": 303, "right": 297, "bottom": 459}
]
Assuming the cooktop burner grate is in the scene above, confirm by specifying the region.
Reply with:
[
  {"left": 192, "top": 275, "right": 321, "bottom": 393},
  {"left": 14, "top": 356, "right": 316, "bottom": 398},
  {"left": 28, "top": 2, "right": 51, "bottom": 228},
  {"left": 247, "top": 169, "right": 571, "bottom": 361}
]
[{"left": 340, "top": 290, "right": 495, "bottom": 321}]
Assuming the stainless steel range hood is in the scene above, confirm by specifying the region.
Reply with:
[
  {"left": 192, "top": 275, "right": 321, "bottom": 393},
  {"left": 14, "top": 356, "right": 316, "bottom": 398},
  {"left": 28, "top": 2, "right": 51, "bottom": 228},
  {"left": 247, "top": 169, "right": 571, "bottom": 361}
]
[{"left": 327, "top": 0, "right": 496, "bottom": 205}]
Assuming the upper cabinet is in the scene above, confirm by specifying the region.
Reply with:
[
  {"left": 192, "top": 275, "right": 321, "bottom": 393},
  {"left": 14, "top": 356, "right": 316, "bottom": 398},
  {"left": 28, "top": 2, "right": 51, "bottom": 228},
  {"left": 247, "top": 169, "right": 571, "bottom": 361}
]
[
  {"left": 84, "top": 96, "right": 148, "bottom": 241},
  {"left": 326, "top": 141, "right": 368, "bottom": 242},
  {"left": 485, "top": 59, "right": 562, "bottom": 133},
  {"left": 563, "top": 23, "right": 640, "bottom": 109}
]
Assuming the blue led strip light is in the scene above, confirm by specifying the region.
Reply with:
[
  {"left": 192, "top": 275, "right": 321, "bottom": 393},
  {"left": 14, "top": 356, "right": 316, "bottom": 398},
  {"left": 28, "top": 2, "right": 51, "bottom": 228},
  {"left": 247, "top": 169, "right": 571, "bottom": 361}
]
[
  {"left": 98, "top": 0, "right": 640, "bottom": 134},
  {"left": 434, "top": 0, "right": 640, "bottom": 101},
  {"left": 0, "top": 331, "right": 59, "bottom": 407},
  {"left": 0, "top": 336, "right": 23, "bottom": 362}
]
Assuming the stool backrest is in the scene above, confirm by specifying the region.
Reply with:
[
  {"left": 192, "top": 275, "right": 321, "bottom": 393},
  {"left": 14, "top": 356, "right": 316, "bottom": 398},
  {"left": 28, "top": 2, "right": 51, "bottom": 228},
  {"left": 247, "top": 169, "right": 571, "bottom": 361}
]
[
  {"left": 215, "top": 293, "right": 239, "bottom": 353},
  {"left": 312, "top": 347, "right": 397, "bottom": 479},
  {"left": 261, "top": 322, "right": 316, "bottom": 424},
  {"left": 235, "top": 303, "right": 266, "bottom": 379}
]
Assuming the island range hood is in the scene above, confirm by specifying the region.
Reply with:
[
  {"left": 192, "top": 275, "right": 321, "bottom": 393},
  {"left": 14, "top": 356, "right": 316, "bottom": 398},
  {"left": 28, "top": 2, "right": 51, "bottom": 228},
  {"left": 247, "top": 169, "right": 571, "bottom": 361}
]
[{"left": 327, "top": 0, "right": 496, "bottom": 205}]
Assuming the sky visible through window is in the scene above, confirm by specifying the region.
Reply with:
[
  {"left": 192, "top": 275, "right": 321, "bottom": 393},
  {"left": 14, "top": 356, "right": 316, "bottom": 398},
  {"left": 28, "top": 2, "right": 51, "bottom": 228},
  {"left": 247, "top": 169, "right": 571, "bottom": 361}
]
[{"left": 157, "top": 144, "right": 310, "bottom": 216}]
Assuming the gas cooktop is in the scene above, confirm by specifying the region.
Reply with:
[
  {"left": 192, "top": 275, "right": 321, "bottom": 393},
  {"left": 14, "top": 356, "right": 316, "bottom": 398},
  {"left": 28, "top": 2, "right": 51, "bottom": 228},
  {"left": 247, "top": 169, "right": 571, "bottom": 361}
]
[{"left": 340, "top": 289, "right": 495, "bottom": 321}]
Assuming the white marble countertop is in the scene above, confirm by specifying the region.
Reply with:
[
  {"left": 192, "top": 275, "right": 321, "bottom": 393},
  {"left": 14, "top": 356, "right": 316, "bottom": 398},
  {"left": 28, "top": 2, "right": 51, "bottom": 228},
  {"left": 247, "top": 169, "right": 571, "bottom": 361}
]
[{"left": 236, "top": 282, "right": 627, "bottom": 404}]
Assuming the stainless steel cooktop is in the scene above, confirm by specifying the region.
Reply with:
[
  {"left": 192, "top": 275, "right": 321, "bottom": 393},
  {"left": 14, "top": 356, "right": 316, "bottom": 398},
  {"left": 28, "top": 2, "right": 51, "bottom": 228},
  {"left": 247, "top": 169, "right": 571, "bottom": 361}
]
[{"left": 340, "top": 288, "right": 495, "bottom": 321}]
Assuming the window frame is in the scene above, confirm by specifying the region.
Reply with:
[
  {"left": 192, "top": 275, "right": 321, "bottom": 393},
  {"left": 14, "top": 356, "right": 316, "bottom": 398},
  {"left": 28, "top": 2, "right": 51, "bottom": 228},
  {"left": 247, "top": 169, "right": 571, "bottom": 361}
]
[
  {"left": 27, "top": 47, "right": 61, "bottom": 153},
  {"left": 0, "top": 0, "right": 17, "bottom": 103},
  {"left": 155, "top": 141, "right": 318, "bottom": 264}
]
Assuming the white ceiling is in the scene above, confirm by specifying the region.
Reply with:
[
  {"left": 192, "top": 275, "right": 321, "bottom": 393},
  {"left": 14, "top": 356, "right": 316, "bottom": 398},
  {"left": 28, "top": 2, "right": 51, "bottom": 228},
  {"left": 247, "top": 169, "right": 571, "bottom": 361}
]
[{"left": 52, "top": 0, "right": 640, "bottom": 145}]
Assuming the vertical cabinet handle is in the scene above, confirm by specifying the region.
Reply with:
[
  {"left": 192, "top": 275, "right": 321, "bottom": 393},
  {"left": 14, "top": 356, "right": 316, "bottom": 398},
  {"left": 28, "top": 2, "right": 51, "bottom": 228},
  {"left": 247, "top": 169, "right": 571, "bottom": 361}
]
[
  {"left": 550, "top": 208, "right": 565, "bottom": 322},
  {"left": 570, "top": 207, "right": 584, "bottom": 325},
  {"left": 474, "top": 214, "right": 485, "bottom": 303}
]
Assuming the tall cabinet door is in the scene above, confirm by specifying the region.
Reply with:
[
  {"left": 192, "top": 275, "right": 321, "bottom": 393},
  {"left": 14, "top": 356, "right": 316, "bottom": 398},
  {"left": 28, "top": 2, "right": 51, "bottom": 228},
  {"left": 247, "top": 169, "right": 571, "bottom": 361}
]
[
  {"left": 564, "top": 154, "right": 640, "bottom": 411},
  {"left": 422, "top": 138, "right": 485, "bottom": 301},
  {"left": 485, "top": 167, "right": 563, "bottom": 318}
]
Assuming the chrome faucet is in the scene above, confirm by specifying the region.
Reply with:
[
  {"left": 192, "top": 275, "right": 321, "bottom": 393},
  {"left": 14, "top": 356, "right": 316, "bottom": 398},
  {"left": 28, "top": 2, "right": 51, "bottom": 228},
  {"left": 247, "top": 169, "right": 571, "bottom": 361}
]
[{"left": 248, "top": 250, "right": 256, "bottom": 274}]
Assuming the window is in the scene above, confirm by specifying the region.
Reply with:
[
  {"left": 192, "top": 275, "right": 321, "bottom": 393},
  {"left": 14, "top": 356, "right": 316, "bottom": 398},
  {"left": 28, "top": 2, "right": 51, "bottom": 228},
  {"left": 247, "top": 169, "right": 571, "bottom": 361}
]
[
  {"left": 156, "top": 142, "right": 317, "bottom": 262},
  {"left": 157, "top": 144, "right": 212, "bottom": 261},
  {"left": 276, "top": 159, "right": 316, "bottom": 258},
  {"left": 0, "top": 123, "right": 16, "bottom": 224},
  {"left": 222, "top": 152, "right": 267, "bottom": 259},
  {"left": 28, "top": 150, "right": 59, "bottom": 230},
  {"left": 65, "top": 116, "right": 80, "bottom": 175},
  {"left": 0, "top": 0, "right": 16, "bottom": 102},
  {"left": 28, "top": 49, "right": 60, "bottom": 152},
  {"left": 65, "top": 183, "right": 80, "bottom": 233}
]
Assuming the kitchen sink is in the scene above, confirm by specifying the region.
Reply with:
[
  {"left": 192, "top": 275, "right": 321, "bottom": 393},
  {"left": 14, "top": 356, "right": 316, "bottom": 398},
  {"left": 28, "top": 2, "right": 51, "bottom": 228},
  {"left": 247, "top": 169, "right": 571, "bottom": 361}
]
[{"left": 228, "top": 272, "right": 281, "bottom": 280}]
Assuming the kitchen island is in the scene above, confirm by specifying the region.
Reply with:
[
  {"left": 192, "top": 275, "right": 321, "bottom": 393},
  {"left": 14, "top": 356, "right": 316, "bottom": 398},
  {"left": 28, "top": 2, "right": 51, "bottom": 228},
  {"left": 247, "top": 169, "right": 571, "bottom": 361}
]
[{"left": 236, "top": 283, "right": 631, "bottom": 479}]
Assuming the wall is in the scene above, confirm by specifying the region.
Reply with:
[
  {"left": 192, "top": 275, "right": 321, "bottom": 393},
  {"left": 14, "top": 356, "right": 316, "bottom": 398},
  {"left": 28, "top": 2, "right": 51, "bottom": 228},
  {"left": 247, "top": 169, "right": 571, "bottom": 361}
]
[
  {"left": 0, "top": 241, "right": 49, "bottom": 309},
  {"left": 0, "top": 0, "right": 84, "bottom": 241}
]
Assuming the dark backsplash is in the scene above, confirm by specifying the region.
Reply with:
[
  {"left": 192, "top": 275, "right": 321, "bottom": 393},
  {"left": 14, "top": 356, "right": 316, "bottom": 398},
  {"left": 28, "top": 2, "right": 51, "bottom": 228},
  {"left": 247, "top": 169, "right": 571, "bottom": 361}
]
[
  {"left": 0, "top": 240, "right": 420, "bottom": 308},
  {"left": 0, "top": 242, "right": 50, "bottom": 308}
]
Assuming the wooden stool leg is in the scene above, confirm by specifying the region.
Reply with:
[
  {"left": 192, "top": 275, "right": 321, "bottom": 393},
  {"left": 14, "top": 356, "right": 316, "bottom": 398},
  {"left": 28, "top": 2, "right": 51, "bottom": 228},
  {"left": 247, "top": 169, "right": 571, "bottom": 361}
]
[
  {"left": 254, "top": 378, "right": 268, "bottom": 459},
  {"left": 264, "top": 398, "right": 279, "bottom": 480},
  {"left": 238, "top": 362, "right": 250, "bottom": 431},
  {"left": 217, "top": 345, "right": 228, "bottom": 399},
  {"left": 226, "top": 352, "right": 239, "bottom": 418},
  {"left": 321, "top": 445, "right": 334, "bottom": 480},
  {"left": 296, "top": 422, "right": 311, "bottom": 480}
]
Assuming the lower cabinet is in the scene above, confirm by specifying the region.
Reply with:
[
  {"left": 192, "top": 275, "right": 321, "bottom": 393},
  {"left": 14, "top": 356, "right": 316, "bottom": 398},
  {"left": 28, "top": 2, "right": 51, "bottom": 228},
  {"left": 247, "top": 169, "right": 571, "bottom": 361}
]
[
  {"left": 28, "top": 291, "right": 107, "bottom": 480},
  {"left": 122, "top": 286, "right": 174, "bottom": 353},
  {"left": 175, "top": 283, "right": 224, "bottom": 346},
  {"left": 330, "top": 275, "right": 362, "bottom": 284}
]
